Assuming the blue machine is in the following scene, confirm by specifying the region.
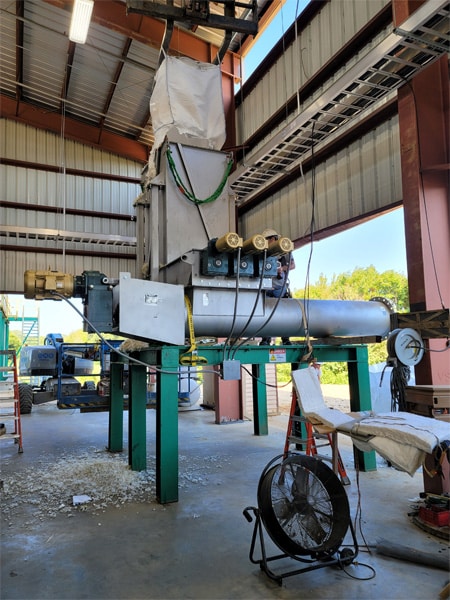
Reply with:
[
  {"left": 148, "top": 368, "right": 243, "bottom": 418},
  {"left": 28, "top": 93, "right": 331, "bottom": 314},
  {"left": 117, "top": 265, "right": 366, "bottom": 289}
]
[{"left": 19, "top": 334, "right": 124, "bottom": 412}]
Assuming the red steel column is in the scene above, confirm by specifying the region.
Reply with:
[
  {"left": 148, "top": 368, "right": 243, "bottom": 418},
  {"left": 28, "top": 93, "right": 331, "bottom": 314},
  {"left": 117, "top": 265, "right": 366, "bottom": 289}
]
[
  {"left": 394, "top": 1, "right": 450, "bottom": 495},
  {"left": 394, "top": 1, "right": 450, "bottom": 385}
]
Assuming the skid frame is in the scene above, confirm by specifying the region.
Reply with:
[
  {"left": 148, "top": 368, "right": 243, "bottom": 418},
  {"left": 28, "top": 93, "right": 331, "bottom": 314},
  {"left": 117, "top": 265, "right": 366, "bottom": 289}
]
[{"left": 109, "top": 343, "right": 375, "bottom": 503}]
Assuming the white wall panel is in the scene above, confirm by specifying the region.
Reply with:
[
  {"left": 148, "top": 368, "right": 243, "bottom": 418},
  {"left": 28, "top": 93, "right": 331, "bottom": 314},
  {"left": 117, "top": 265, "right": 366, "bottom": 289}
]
[
  {"left": 1, "top": 250, "right": 136, "bottom": 294},
  {"left": 239, "top": 116, "right": 401, "bottom": 243},
  {"left": 1, "top": 120, "right": 141, "bottom": 175},
  {"left": 236, "top": 0, "right": 389, "bottom": 145},
  {"left": 1, "top": 119, "right": 142, "bottom": 292}
]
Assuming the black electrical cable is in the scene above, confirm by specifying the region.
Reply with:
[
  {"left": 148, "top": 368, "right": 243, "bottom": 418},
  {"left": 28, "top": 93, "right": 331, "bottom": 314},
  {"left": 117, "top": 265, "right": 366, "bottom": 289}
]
[
  {"left": 240, "top": 364, "right": 287, "bottom": 389},
  {"left": 406, "top": 343, "right": 450, "bottom": 354},
  {"left": 390, "top": 363, "right": 411, "bottom": 411},
  {"left": 229, "top": 250, "right": 268, "bottom": 359},
  {"left": 352, "top": 451, "right": 372, "bottom": 554},
  {"left": 301, "top": 119, "right": 318, "bottom": 344},
  {"left": 250, "top": 258, "right": 293, "bottom": 337},
  {"left": 230, "top": 250, "right": 295, "bottom": 355},
  {"left": 222, "top": 247, "right": 242, "bottom": 361},
  {"left": 50, "top": 291, "right": 221, "bottom": 378},
  {"left": 338, "top": 560, "right": 376, "bottom": 581}
]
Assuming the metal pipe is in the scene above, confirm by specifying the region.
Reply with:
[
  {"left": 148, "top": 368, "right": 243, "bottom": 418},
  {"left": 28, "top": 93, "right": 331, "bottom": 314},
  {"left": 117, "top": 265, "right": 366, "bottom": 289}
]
[{"left": 189, "top": 291, "right": 392, "bottom": 339}]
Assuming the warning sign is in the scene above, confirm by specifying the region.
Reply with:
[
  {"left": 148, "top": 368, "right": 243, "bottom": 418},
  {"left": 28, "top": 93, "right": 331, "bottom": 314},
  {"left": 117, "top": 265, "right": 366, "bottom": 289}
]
[{"left": 268, "top": 348, "right": 286, "bottom": 363}]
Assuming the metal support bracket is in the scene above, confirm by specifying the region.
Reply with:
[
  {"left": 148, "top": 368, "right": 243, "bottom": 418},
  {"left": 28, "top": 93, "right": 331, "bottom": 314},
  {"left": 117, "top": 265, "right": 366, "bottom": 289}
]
[{"left": 391, "top": 309, "right": 449, "bottom": 339}]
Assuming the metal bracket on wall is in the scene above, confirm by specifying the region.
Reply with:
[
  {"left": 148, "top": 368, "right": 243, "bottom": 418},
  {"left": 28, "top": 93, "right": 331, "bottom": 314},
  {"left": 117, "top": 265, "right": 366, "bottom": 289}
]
[{"left": 391, "top": 309, "right": 450, "bottom": 339}]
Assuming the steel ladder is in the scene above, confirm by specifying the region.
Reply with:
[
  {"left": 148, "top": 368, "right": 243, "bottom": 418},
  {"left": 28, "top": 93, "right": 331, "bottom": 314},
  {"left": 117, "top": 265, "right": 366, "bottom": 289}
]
[{"left": 284, "top": 386, "right": 349, "bottom": 485}]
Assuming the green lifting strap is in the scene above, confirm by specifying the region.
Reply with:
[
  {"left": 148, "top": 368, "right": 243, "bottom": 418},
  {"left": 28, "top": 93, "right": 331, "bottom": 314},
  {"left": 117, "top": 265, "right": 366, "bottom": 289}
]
[{"left": 166, "top": 147, "right": 233, "bottom": 205}]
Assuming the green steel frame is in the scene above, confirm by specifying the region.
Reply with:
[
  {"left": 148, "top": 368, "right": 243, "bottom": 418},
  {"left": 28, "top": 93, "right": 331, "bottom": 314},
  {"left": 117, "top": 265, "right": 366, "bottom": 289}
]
[{"left": 109, "top": 343, "right": 376, "bottom": 504}]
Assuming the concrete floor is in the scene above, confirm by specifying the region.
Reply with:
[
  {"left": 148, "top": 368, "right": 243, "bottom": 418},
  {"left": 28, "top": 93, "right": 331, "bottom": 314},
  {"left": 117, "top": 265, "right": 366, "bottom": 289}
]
[{"left": 1, "top": 394, "right": 449, "bottom": 600}]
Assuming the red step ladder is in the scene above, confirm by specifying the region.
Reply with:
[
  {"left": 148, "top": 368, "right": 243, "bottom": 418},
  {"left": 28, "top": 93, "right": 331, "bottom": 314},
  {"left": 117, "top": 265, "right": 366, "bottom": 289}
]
[{"left": 284, "top": 387, "right": 349, "bottom": 485}]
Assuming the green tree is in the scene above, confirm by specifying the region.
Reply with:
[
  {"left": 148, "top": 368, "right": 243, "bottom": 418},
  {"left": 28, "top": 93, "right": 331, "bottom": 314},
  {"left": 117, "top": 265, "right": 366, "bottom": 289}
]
[
  {"left": 7, "top": 331, "right": 22, "bottom": 354},
  {"left": 277, "top": 266, "right": 409, "bottom": 384},
  {"left": 296, "top": 265, "right": 408, "bottom": 311}
]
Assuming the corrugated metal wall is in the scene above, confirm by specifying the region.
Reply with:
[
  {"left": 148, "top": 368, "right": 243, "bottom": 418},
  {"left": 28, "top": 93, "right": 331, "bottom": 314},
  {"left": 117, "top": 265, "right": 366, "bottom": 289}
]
[
  {"left": 242, "top": 364, "right": 279, "bottom": 418},
  {"left": 1, "top": 120, "right": 142, "bottom": 292},
  {"left": 235, "top": 0, "right": 400, "bottom": 240},
  {"left": 239, "top": 115, "right": 402, "bottom": 242},
  {"left": 237, "top": 0, "right": 390, "bottom": 144}
]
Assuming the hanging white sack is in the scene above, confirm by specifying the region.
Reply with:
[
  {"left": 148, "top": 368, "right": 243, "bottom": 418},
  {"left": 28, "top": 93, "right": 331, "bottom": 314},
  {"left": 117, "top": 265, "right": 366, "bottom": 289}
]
[{"left": 147, "top": 56, "right": 226, "bottom": 181}]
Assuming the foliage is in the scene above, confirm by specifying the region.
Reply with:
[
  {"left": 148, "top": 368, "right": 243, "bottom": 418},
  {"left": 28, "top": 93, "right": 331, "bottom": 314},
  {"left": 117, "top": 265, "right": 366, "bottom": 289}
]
[
  {"left": 294, "top": 265, "right": 408, "bottom": 312},
  {"left": 7, "top": 331, "right": 22, "bottom": 353},
  {"left": 276, "top": 266, "right": 408, "bottom": 384},
  {"left": 61, "top": 330, "right": 124, "bottom": 344}
]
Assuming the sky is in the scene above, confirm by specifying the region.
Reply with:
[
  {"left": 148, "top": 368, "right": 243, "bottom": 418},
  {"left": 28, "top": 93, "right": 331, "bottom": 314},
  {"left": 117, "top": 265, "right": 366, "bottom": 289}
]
[
  {"left": 242, "top": 0, "right": 309, "bottom": 77},
  {"left": 6, "top": 0, "right": 407, "bottom": 337},
  {"left": 289, "top": 208, "right": 407, "bottom": 291}
]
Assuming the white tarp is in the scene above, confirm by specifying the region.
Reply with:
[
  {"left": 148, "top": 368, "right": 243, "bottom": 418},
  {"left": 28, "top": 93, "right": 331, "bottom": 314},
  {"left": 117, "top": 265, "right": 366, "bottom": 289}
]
[
  {"left": 292, "top": 367, "right": 450, "bottom": 477},
  {"left": 147, "top": 56, "right": 226, "bottom": 180}
]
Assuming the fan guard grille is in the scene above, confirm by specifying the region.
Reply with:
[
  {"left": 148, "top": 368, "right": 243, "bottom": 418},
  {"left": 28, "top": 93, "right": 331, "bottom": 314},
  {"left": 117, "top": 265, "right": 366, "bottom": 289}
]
[{"left": 257, "top": 454, "right": 350, "bottom": 557}]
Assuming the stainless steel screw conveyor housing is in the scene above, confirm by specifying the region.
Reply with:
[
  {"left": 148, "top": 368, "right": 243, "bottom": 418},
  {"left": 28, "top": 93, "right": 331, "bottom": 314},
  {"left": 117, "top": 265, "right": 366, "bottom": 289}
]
[{"left": 23, "top": 264, "right": 394, "bottom": 349}]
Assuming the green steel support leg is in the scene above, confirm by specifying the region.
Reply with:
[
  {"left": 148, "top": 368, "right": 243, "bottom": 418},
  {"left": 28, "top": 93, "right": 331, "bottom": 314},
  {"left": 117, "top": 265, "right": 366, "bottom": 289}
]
[
  {"left": 348, "top": 346, "right": 377, "bottom": 472},
  {"left": 156, "top": 347, "right": 180, "bottom": 504},
  {"left": 252, "top": 364, "right": 268, "bottom": 435},
  {"left": 128, "top": 363, "right": 148, "bottom": 471},
  {"left": 108, "top": 362, "right": 124, "bottom": 452},
  {"left": 292, "top": 362, "right": 308, "bottom": 450}
]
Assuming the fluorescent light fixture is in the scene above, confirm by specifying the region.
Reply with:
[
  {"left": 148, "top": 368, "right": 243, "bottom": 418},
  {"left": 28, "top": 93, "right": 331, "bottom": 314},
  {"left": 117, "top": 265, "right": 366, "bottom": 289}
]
[{"left": 69, "top": 0, "right": 94, "bottom": 44}]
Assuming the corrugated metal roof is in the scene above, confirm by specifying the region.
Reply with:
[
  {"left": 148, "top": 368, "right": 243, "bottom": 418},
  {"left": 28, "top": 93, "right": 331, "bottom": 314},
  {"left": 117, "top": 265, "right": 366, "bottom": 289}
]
[
  {"left": 0, "top": 0, "right": 266, "bottom": 158},
  {"left": 22, "top": 2, "right": 68, "bottom": 111}
]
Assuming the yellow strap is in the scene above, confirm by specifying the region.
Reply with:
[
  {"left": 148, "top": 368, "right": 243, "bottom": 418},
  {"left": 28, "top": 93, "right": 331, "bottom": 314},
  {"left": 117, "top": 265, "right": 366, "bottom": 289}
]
[{"left": 180, "top": 296, "right": 208, "bottom": 366}]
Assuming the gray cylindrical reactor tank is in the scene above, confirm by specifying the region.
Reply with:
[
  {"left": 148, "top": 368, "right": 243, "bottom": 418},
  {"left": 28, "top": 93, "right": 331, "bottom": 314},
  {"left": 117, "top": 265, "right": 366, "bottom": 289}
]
[{"left": 189, "top": 289, "right": 392, "bottom": 339}]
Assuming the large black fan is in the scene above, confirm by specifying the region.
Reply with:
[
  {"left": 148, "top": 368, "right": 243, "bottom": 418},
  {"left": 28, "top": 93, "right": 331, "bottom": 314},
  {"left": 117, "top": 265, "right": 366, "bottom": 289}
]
[
  {"left": 244, "top": 453, "right": 357, "bottom": 583},
  {"left": 258, "top": 453, "right": 350, "bottom": 557}
]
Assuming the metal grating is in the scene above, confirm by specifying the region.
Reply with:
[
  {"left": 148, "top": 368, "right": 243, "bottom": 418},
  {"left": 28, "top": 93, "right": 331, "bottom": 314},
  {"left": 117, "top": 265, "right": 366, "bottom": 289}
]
[
  {"left": 230, "top": 0, "right": 449, "bottom": 205},
  {"left": 1, "top": 226, "right": 136, "bottom": 247}
]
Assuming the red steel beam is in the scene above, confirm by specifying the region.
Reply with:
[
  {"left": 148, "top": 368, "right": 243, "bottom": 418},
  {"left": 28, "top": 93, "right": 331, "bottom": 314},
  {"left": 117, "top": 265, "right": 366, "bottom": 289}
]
[{"left": 1, "top": 94, "right": 149, "bottom": 163}]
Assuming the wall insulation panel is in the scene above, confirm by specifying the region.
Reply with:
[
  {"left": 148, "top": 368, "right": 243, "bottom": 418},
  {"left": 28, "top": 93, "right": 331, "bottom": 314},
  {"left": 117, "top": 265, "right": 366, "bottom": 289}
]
[
  {"left": 2, "top": 252, "right": 136, "bottom": 286},
  {"left": 238, "top": 116, "right": 401, "bottom": 243},
  {"left": 236, "top": 0, "right": 390, "bottom": 146},
  {"left": 242, "top": 364, "right": 279, "bottom": 418},
  {"left": 1, "top": 119, "right": 143, "bottom": 293}
]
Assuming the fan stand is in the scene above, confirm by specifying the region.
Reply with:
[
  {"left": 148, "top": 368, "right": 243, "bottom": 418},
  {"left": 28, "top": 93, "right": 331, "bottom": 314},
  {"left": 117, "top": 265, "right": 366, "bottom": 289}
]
[{"left": 243, "top": 505, "right": 359, "bottom": 585}]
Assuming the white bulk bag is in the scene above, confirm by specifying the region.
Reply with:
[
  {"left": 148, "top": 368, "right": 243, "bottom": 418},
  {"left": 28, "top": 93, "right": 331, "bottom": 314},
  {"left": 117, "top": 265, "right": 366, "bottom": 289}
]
[
  {"left": 148, "top": 56, "right": 226, "bottom": 179},
  {"left": 150, "top": 56, "right": 226, "bottom": 153}
]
